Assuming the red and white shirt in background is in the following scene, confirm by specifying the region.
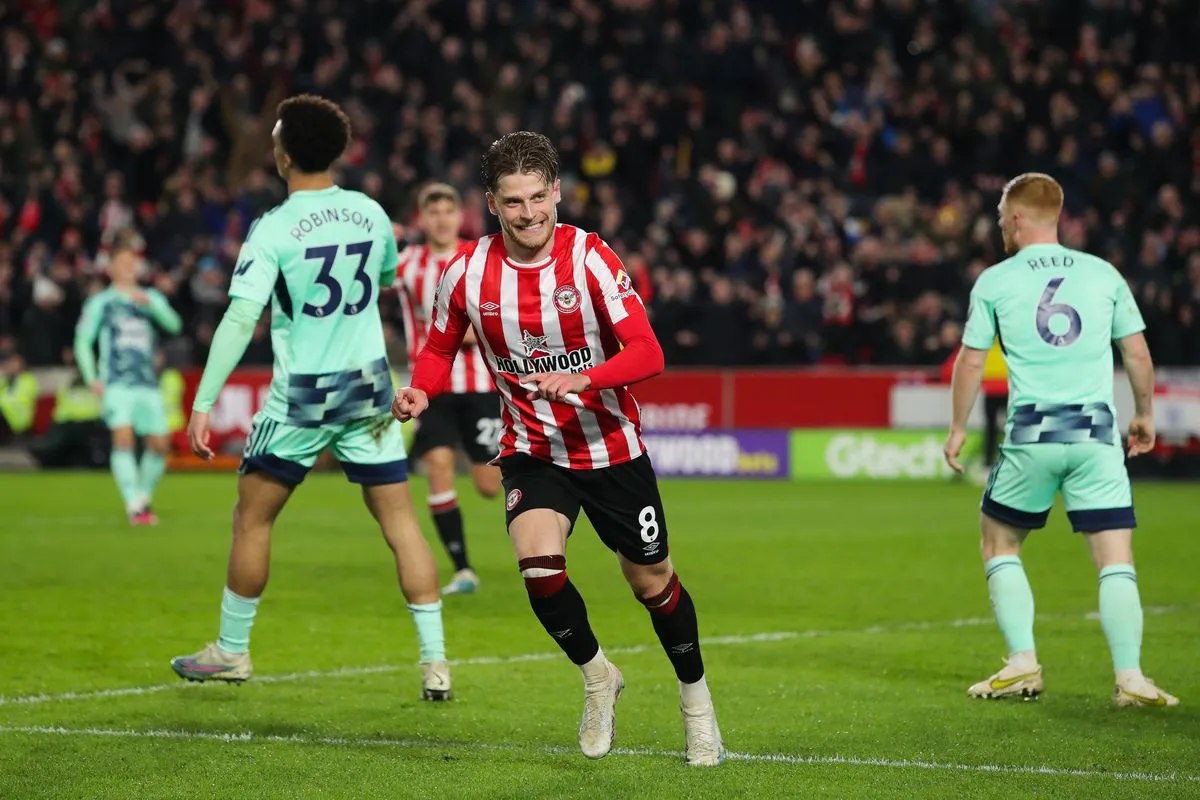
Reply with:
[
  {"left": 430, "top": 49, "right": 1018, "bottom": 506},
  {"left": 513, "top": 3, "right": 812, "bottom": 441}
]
[{"left": 396, "top": 241, "right": 494, "bottom": 394}]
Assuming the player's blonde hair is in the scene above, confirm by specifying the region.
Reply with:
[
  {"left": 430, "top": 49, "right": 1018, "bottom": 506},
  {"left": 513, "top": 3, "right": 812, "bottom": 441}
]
[
  {"left": 418, "top": 182, "right": 461, "bottom": 208},
  {"left": 1001, "top": 173, "right": 1064, "bottom": 223}
]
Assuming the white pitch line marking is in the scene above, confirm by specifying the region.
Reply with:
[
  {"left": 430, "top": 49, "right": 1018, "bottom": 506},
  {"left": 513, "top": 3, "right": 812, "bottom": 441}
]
[
  {"left": 0, "top": 725, "right": 1196, "bottom": 784},
  {"left": 0, "top": 605, "right": 1190, "bottom": 708}
]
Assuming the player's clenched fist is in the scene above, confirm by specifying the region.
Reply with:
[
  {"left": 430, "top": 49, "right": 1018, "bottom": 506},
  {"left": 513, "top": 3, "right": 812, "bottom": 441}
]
[
  {"left": 1126, "top": 414, "right": 1156, "bottom": 457},
  {"left": 392, "top": 387, "right": 429, "bottom": 421}
]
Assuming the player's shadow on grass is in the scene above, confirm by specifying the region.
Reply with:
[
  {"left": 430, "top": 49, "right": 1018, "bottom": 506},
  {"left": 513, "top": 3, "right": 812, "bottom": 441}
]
[{"left": 1035, "top": 695, "right": 1200, "bottom": 739}]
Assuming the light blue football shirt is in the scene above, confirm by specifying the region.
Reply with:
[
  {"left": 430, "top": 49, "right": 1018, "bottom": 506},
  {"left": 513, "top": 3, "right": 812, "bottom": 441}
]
[
  {"left": 230, "top": 186, "right": 399, "bottom": 427},
  {"left": 962, "top": 243, "right": 1145, "bottom": 445}
]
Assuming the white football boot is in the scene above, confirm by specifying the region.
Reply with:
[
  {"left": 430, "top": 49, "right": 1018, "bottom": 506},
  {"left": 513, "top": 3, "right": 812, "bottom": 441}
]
[
  {"left": 170, "top": 642, "right": 252, "bottom": 683},
  {"left": 967, "top": 657, "right": 1044, "bottom": 700},
  {"left": 681, "top": 701, "right": 724, "bottom": 766},
  {"left": 441, "top": 569, "right": 480, "bottom": 596},
  {"left": 1114, "top": 674, "right": 1179, "bottom": 708},
  {"left": 421, "top": 660, "right": 452, "bottom": 701},
  {"left": 578, "top": 661, "right": 624, "bottom": 759}
]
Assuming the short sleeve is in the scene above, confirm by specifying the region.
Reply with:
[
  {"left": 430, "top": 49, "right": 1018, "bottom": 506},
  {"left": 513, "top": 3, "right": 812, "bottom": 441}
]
[
  {"left": 962, "top": 277, "right": 997, "bottom": 351},
  {"left": 1111, "top": 277, "right": 1146, "bottom": 340},
  {"left": 228, "top": 219, "right": 281, "bottom": 307},
  {"left": 583, "top": 235, "right": 644, "bottom": 326}
]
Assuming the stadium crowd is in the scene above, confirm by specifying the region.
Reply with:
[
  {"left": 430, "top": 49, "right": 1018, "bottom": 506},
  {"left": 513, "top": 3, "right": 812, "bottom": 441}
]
[{"left": 0, "top": 0, "right": 1198, "bottom": 371}]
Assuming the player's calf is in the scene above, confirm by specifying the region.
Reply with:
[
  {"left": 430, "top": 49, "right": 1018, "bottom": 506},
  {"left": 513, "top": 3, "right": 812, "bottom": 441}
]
[
  {"left": 427, "top": 488, "right": 474, "bottom": 578},
  {"left": 138, "top": 434, "right": 171, "bottom": 515},
  {"left": 631, "top": 565, "right": 724, "bottom": 766},
  {"left": 1090, "top": 553, "right": 1178, "bottom": 707},
  {"left": 520, "top": 555, "right": 602, "bottom": 665},
  {"left": 520, "top": 554, "right": 621, "bottom": 758},
  {"left": 362, "top": 482, "right": 451, "bottom": 695},
  {"left": 470, "top": 463, "right": 502, "bottom": 499}
]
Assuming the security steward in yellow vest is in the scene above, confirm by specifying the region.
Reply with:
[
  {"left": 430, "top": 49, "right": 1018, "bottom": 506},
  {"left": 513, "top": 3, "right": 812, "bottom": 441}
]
[
  {"left": 0, "top": 344, "right": 38, "bottom": 443},
  {"left": 30, "top": 369, "right": 108, "bottom": 468}
]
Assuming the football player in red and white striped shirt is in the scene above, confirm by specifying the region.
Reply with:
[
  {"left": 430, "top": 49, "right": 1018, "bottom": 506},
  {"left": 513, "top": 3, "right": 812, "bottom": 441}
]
[
  {"left": 396, "top": 183, "right": 501, "bottom": 597},
  {"left": 393, "top": 132, "right": 723, "bottom": 766}
]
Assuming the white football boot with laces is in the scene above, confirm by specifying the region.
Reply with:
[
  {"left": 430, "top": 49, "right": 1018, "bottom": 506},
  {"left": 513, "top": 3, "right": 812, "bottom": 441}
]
[
  {"left": 578, "top": 662, "right": 624, "bottom": 759},
  {"left": 681, "top": 701, "right": 724, "bottom": 766}
]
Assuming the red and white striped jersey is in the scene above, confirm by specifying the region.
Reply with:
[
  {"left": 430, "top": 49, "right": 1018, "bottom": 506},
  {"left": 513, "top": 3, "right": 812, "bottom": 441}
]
[
  {"left": 426, "top": 225, "right": 649, "bottom": 469},
  {"left": 396, "top": 242, "right": 494, "bottom": 394}
]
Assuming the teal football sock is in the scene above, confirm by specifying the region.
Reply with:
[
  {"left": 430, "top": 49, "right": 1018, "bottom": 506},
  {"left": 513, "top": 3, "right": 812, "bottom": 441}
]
[
  {"left": 138, "top": 450, "right": 166, "bottom": 505},
  {"left": 217, "top": 587, "right": 261, "bottom": 654},
  {"left": 1098, "top": 564, "right": 1142, "bottom": 672},
  {"left": 408, "top": 601, "right": 446, "bottom": 664},
  {"left": 109, "top": 448, "right": 142, "bottom": 511},
  {"left": 984, "top": 555, "right": 1036, "bottom": 656}
]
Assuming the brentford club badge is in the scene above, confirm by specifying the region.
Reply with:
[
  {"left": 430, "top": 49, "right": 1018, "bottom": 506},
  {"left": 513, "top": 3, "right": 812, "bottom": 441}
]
[
  {"left": 553, "top": 285, "right": 581, "bottom": 314},
  {"left": 505, "top": 489, "right": 522, "bottom": 511}
]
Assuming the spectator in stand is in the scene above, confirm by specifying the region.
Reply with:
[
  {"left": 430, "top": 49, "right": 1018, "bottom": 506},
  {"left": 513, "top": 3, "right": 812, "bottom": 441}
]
[{"left": 0, "top": 0, "right": 1195, "bottom": 372}]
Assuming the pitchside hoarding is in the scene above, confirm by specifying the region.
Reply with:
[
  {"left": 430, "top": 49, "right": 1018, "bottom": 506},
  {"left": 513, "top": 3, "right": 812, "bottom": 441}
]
[
  {"left": 642, "top": 430, "right": 790, "bottom": 479},
  {"left": 118, "top": 366, "right": 1189, "bottom": 477},
  {"left": 789, "top": 429, "right": 984, "bottom": 481}
]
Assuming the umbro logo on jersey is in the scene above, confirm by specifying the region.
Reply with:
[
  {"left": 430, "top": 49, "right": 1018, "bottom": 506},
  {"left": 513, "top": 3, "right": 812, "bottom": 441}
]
[{"left": 480, "top": 301, "right": 501, "bottom": 316}]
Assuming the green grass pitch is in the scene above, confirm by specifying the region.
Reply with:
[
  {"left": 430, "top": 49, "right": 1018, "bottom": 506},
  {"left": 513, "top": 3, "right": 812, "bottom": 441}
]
[{"left": 1, "top": 472, "right": 1198, "bottom": 799}]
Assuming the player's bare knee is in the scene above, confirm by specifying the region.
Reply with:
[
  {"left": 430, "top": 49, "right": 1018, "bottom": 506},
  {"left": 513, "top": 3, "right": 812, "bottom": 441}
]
[
  {"left": 423, "top": 448, "right": 457, "bottom": 489},
  {"left": 111, "top": 427, "right": 135, "bottom": 450},
  {"left": 234, "top": 473, "right": 292, "bottom": 534},
  {"left": 363, "top": 484, "right": 417, "bottom": 532},
  {"left": 1084, "top": 529, "right": 1134, "bottom": 571},
  {"left": 474, "top": 473, "right": 501, "bottom": 499},
  {"left": 230, "top": 501, "right": 263, "bottom": 539},
  {"left": 508, "top": 509, "right": 571, "bottom": 559},
  {"left": 979, "top": 515, "right": 1024, "bottom": 560},
  {"left": 147, "top": 436, "right": 170, "bottom": 456},
  {"left": 364, "top": 481, "right": 411, "bottom": 511},
  {"left": 981, "top": 536, "right": 1021, "bottom": 562},
  {"left": 624, "top": 557, "right": 674, "bottom": 600},
  {"left": 636, "top": 570, "right": 684, "bottom": 615}
]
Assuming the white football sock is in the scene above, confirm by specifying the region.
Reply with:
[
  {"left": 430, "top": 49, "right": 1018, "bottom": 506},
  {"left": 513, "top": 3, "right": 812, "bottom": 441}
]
[
  {"left": 680, "top": 674, "right": 712, "bottom": 708},
  {"left": 580, "top": 648, "right": 610, "bottom": 686}
]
